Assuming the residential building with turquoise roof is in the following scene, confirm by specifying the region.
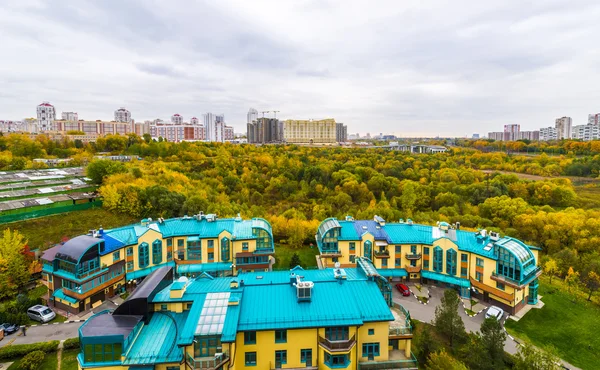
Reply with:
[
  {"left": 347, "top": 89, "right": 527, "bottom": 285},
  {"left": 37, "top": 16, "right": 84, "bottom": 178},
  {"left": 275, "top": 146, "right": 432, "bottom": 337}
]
[
  {"left": 41, "top": 213, "right": 274, "bottom": 314},
  {"left": 76, "top": 261, "right": 417, "bottom": 370},
  {"left": 315, "top": 215, "right": 542, "bottom": 314}
]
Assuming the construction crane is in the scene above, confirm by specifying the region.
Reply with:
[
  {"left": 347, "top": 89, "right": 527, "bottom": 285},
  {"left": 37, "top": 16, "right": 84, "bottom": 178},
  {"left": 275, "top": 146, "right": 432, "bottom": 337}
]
[
  {"left": 261, "top": 111, "right": 270, "bottom": 119},
  {"left": 272, "top": 110, "right": 280, "bottom": 119}
]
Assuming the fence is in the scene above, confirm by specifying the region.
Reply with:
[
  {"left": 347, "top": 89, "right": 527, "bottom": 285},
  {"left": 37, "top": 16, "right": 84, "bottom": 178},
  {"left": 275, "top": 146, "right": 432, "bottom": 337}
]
[{"left": 0, "top": 200, "right": 103, "bottom": 224}]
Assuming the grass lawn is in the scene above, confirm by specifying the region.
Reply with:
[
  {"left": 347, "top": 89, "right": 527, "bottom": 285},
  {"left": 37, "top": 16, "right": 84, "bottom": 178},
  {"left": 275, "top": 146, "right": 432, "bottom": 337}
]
[
  {"left": 7, "top": 352, "right": 58, "bottom": 370},
  {"left": 60, "top": 349, "right": 80, "bottom": 370},
  {"left": 505, "top": 276, "right": 600, "bottom": 369},
  {"left": 0, "top": 208, "right": 137, "bottom": 250},
  {"left": 272, "top": 244, "right": 320, "bottom": 270}
]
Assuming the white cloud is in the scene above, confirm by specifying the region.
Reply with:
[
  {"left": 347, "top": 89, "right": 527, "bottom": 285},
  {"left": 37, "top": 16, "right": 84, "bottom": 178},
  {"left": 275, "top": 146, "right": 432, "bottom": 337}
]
[{"left": 1, "top": 0, "right": 600, "bottom": 136}]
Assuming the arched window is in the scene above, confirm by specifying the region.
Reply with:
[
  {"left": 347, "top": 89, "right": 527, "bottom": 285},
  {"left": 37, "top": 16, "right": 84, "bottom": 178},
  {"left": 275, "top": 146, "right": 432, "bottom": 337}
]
[
  {"left": 433, "top": 246, "right": 443, "bottom": 272},
  {"left": 221, "top": 237, "right": 230, "bottom": 262},
  {"left": 364, "top": 240, "right": 372, "bottom": 259},
  {"left": 139, "top": 242, "right": 149, "bottom": 268},
  {"left": 152, "top": 240, "right": 162, "bottom": 265},
  {"left": 446, "top": 249, "right": 457, "bottom": 276}
]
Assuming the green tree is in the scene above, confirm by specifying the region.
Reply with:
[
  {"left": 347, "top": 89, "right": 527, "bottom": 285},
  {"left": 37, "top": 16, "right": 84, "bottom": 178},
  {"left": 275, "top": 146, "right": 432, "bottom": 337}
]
[
  {"left": 86, "top": 159, "right": 127, "bottom": 184},
  {"left": 480, "top": 317, "right": 507, "bottom": 369},
  {"left": 414, "top": 325, "right": 439, "bottom": 364},
  {"left": 400, "top": 181, "right": 418, "bottom": 217},
  {"left": 0, "top": 229, "right": 31, "bottom": 300},
  {"left": 289, "top": 253, "right": 302, "bottom": 269},
  {"left": 543, "top": 258, "right": 559, "bottom": 285},
  {"left": 565, "top": 267, "right": 580, "bottom": 294},
  {"left": 426, "top": 350, "right": 468, "bottom": 370},
  {"left": 182, "top": 195, "right": 209, "bottom": 216},
  {"left": 19, "top": 350, "right": 45, "bottom": 370},
  {"left": 143, "top": 133, "right": 152, "bottom": 143},
  {"left": 434, "top": 289, "right": 466, "bottom": 349},
  {"left": 584, "top": 271, "right": 600, "bottom": 301},
  {"left": 513, "top": 343, "right": 561, "bottom": 370}
]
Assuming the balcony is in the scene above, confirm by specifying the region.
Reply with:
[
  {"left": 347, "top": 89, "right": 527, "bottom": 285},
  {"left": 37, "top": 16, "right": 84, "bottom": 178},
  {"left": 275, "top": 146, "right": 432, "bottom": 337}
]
[
  {"left": 271, "top": 363, "right": 317, "bottom": 370},
  {"left": 491, "top": 267, "right": 542, "bottom": 289},
  {"left": 186, "top": 352, "right": 229, "bottom": 370},
  {"left": 254, "top": 248, "right": 275, "bottom": 254},
  {"left": 404, "top": 265, "right": 421, "bottom": 273},
  {"left": 320, "top": 249, "right": 342, "bottom": 257},
  {"left": 318, "top": 335, "right": 356, "bottom": 353},
  {"left": 405, "top": 253, "right": 422, "bottom": 260},
  {"left": 63, "top": 272, "right": 124, "bottom": 300},
  {"left": 357, "top": 353, "right": 419, "bottom": 370},
  {"left": 374, "top": 250, "right": 390, "bottom": 258}
]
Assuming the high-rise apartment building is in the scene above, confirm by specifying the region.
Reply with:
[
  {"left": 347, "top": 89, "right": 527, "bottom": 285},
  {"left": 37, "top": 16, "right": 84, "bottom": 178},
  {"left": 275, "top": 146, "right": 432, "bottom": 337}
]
[
  {"left": 247, "top": 108, "right": 258, "bottom": 124},
  {"left": 61, "top": 112, "right": 78, "bottom": 122},
  {"left": 488, "top": 132, "right": 504, "bottom": 141},
  {"left": 572, "top": 124, "right": 600, "bottom": 141},
  {"left": 36, "top": 102, "right": 56, "bottom": 131},
  {"left": 224, "top": 125, "right": 234, "bottom": 141},
  {"left": 503, "top": 124, "right": 520, "bottom": 141},
  {"left": 555, "top": 117, "right": 572, "bottom": 139},
  {"left": 336, "top": 122, "right": 348, "bottom": 142},
  {"left": 284, "top": 118, "right": 337, "bottom": 144},
  {"left": 540, "top": 127, "right": 558, "bottom": 141},
  {"left": 171, "top": 113, "right": 183, "bottom": 124},
  {"left": 247, "top": 118, "right": 284, "bottom": 144},
  {"left": 588, "top": 113, "right": 600, "bottom": 126},
  {"left": 518, "top": 131, "right": 540, "bottom": 141},
  {"left": 203, "top": 113, "right": 226, "bottom": 142},
  {"left": 114, "top": 107, "right": 131, "bottom": 123}
]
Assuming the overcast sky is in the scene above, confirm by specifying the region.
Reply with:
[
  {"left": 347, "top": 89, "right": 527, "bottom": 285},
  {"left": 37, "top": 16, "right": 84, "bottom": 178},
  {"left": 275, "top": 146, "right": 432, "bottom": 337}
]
[{"left": 2, "top": 0, "right": 600, "bottom": 137}]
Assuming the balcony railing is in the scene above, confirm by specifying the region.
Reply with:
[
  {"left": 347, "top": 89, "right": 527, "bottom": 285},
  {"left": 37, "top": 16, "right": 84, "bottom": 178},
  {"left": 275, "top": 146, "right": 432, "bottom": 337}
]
[
  {"left": 357, "top": 354, "right": 419, "bottom": 370},
  {"left": 389, "top": 326, "right": 412, "bottom": 336},
  {"left": 374, "top": 250, "right": 390, "bottom": 258},
  {"left": 491, "top": 267, "right": 542, "bottom": 288},
  {"left": 254, "top": 248, "right": 275, "bottom": 254},
  {"left": 405, "top": 253, "right": 422, "bottom": 260},
  {"left": 320, "top": 249, "right": 342, "bottom": 256},
  {"left": 186, "top": 352, "right": 229, "bottom": 370},
  {"left": 404, "top": 265, "right": 421, "bottom": 273},
  {"left": 318, "top": 335, "right": 356, "bottom": 353}
]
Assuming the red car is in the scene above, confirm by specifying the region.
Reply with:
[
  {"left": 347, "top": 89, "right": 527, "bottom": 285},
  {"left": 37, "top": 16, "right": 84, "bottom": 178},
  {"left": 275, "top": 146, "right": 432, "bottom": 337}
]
[{"left": 395, "top": 283, "right": 410, "bottom": 296}]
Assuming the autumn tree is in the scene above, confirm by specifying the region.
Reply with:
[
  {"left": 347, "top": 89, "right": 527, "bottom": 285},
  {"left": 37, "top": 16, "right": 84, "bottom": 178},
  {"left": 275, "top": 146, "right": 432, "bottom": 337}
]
[
  {"left": 565, "top": 267, "right": 580, "bottom": 294},
  {"left": 426, "top": 350, "right": 468, "bottom": 370},
  {"left": 543, "top": 258, "right": 559, "bottom": 285},
  {"left": 513, "top": 343, "right": 561, "bottom": 370},
  {"left": 0, "top": 229, "right": 31, "bottom": 300}
]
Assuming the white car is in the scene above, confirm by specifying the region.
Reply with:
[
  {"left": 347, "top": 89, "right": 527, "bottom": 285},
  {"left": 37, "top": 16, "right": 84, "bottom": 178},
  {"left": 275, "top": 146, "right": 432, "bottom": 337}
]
[
  {"left": 27, "top": 305, "right": 56, "bottom": 323},
  {"left": 485, "top": 306, "right": 504, "bottom": 320}
]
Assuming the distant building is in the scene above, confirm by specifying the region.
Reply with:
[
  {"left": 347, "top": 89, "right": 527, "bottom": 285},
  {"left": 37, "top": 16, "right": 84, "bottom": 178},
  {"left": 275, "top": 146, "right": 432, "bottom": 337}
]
[
  {"left": 503, "top": 124, "right": 520, "bottom": 141},
  {"left": 572, "top": 124, "right": 600, "bottom": 141},
  {"left": 336, "top": 122, "right": 348, "bottom": 142},
  {"left": 539, "top": 127, "right": 558, "bottom": 141},
  {"left": 171, "top": 113, "right": 183, "bottom": 124},
  {"left": 472, "top": 134, "right": 480, "bottom": 139},
  {"left": 588, "top": 113, "right": 600, "bottom": 126},
  {"left": 61, "top": 112, "right": 78, "bottom": 122},
  {"left": 132, "top": 121, "right": 150, "bottom": 136},
  {"left": 37, "top": 102, "right": 56, "bottom": 131},
  {"left": 518, "top": 131, "right": 540, "bottom": 141},
  {"left": 224, "top": 125, "right": 234, "bottom": 141},
  {"left": 247, "top": 118, "right": 283, "bottom": 144},
  {"left": 203, "top": 113, "right": 226, "bottom": 142},
  {"left": 382, "top": 135, "right": 397, "bottom": 141},
  {"left": 0, "top": 120, "right": 24, "bottom": 133},
  {"left": 190, "top": 117, "right": 199, "bottom": 125},
  {"left": 555, "top": 117, "right": 572, "bottom": 139},
  {"left": 247, "top": 108, "right": 259, "bottom": 124},
  {"left": 284, "top": 118, "right": 337, "bottom": 144},
  {"left": 488, "top": 132, "right": 504, "bottom": 141},
  {"left": 150, "top": 121, "right": 206, "bottom": 142},
  {"left": 114, "top": 107, "right": 131, "bottom": 123}
]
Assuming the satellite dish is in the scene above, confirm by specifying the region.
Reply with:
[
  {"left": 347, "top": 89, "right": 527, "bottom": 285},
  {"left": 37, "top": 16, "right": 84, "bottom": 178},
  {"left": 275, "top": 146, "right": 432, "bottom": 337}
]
[{"left": 334, "top": 262, "right": 341, "bottom": 269}]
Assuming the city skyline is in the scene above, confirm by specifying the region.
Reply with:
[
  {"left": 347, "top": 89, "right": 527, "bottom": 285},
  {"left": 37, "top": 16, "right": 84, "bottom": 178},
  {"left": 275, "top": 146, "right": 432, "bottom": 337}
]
[{"left": 2, "top": 1, "right": 600, "bottom": 136}]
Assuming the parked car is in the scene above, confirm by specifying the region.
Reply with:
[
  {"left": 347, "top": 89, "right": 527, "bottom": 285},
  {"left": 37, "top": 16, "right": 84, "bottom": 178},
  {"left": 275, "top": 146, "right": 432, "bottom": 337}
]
[
  {"left": 395, "top": 283, "right": 411, "bottom": 296},
  {"left": 27, "top": 305, "right": 56, "bottom": 323},
  {"left": 0, "top": 323, "right": 18, "bottom": 334},
  {"left": 485, "top": 306, "right": 504, "bottom": 321}
]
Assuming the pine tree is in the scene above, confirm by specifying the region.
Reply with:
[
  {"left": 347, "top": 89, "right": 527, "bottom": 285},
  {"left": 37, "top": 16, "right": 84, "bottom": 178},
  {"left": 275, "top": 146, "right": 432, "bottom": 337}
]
[
  {"left": 433, "top": 289, "right": 466, "bottom": 349},
  {"left": 289, "top": 253, "right": 302, "bottom": 269}
]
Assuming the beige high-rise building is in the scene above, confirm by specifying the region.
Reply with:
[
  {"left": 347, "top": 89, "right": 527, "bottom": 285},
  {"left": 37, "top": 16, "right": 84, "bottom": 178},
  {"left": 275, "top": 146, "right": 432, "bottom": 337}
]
[{"left": 283, "top": 118, "right": 337, "bottom": 144}]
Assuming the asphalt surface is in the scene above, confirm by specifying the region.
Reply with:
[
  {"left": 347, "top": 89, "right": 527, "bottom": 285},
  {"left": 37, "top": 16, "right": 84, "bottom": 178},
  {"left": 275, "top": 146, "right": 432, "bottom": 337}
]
[{"left": 1, "top": 322, "right": 81, "bottom": 346}]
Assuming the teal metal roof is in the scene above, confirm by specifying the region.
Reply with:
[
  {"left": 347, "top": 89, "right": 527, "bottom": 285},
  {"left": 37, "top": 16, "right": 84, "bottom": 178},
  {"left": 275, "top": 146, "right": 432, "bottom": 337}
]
[
  {"left": 377, "top": 269, "right": 408, "bottom": 278},
  {"left": 222, "top": 292, "right": 242, "bottom": 342},
  {"left": 177, "top": 262, "right": 232, "bottom": 274},
  {"left": 337, "top": 221, "right": 361, "bottom": 241},
  {"left": 53, "top": 288, "right": 78, "bottom": 304},
  {"left": 421, "top": 270, "right": 470, "bottom": 288},
  {"left": 178, "top": 297, "right": 205, "bottom": 346},
  {"left": 385, "top": 224, "right": 434, "bottom": 245}
]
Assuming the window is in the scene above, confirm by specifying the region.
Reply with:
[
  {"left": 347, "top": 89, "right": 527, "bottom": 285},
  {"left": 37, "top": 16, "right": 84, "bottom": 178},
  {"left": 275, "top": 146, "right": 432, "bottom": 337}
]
[
  {"left": 411, "top": 245, "right": 417, "bottom": 254},
  {"left": 476, "top": 271, "right": 483, "bottom": 282},
  {"left": 395, "top": 245, "right": 401, "bottom": 254},
  {"left": 362, "top": 343, "right": 380, "bottom": 359},
  {"left": 113, "top": 251, "right": 120, "bottom": 262},
  {"left": 126, "top": 261, "right": 133, "bottom": 271},
  {"left": 446, "top": 249, "right": 457, "bottom": 276},
  {"left": 186, "top": 303, "right": 193, "bottom": 310},
  {"left": 242, "top": 242, "right": 249, "bottom": 251},
  {"left": 208, "top": 240, "right": 214, "bottom": 249},
  {"left": 325, "top": 327, "right": 349, "bottom": 341},
  {"left": 208, "top": 252, "right": 214, "bottom": 261},
  {"left": 364, "top": 240, "right": 372, "bottom": 258},
  {"left": 167, "top": 238, "right": 173, "bottom": 247},
  {"left": 461, "top": 267, "right": 467, "bottom": 277},
  {"left": 275, "top": 330, "right": 287, "bottom": 343},
  {"left": 410, "top": 259, "right": 416, "bottom": 267},
  {"left": 395, "top": 258, "right": 401, "bottom": 267},
  {"left": 244, "top": 331, "right": 256, "bottom": 345},
  {"left": 167, "top": 367, "right": 180, "bottom": 370},
  {"left": 138, "top": 243, "right": 149, "bottom": 268},
  {"left": 382, "top": 259, "right": 388, "bottom": 267},
  {"left": 349, "top": 255, "right": 356, "bottom": 263},
  {"left": 368, "top": 328, "right": 374, "bottom": 335},
  {"left": 152, "top": 240, "right": 162, "bottom": 265},
  {"left": 167, "top": 251, "right": 172, "bottom": 261},
  {"left": 126, "top": 247, "right": 133, "bottom": 256},
  {"left": 221, "top": 238, "right": 230, "bottom": 262},
  {"left": 349, "top": 242, "right": 355, "bottom": 252},
  {"left": 188, "top": 240, "right": 201, "bottom": 260},
  {"left": 433, "top": 247, "right": 443, "bottom": 272},
  {"left": 461, "top": 253, "right": 468, "bottom": 262},
  {"left": 82, "top": 343, "right": 122, "bottom": 363},
  {"left": 476, "top": 258, "right": 484, "bottom": 267},
  {"left": 424, "top": 247, "right": 429, "bottom": 255},
  {"left": 178, "top": 239, "right": 184, "bottom": 247},
  {"left": 245, "top": 352, "right": 257, "bottom": 366},
  {"left": 324, "top": 353, "right": 348, "bottom": 367},
  {"left": 275, "top": 350, "right": 287, "bottom": 366},
  {"left": 496, "top": 282, "right": 505, "bottom": 290},
  {"left": 160, "top": 304, "right": 167, "bottom": 311},
  {"left": 300, "top": 349, "right": 312, "bottom": 363},
  {"left": 424, "top": 260, "right": 429, "bottom": 269}
]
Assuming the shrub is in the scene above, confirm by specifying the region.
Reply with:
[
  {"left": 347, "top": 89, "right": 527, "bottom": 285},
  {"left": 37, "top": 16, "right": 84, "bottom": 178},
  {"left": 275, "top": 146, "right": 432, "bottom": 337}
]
[
  {"left": 0, "top": 341, "right": 59, "bottom": 360},
  {"left": 63, "top": 337, "right": 80, "bottom": 350},
  {"left": 19, "top": 350, "right": 45, "bottom": 370}
]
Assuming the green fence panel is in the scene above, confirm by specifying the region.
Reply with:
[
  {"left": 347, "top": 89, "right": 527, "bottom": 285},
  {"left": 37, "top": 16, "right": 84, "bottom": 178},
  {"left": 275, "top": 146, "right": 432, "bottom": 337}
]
[{"left": 0, "top": 201, "right": 103, "bottom": 224}]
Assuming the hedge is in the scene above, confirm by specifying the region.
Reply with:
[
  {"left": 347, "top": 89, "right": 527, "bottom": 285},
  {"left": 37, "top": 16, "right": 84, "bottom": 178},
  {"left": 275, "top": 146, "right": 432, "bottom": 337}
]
[
  {"left": 62, "top": 337, "right": 80, "bottom": 350},
  {"left": 0, "top": 341, "right": 60, "bottom": 360}
]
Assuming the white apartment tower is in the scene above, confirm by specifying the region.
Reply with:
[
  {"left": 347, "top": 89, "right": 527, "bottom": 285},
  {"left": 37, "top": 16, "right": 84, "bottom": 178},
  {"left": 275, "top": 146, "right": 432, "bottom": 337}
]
[
  {"left": 203, "top": 113, "right": 225, "bottom": 142},
  {"left": 171, "top": 114, "right": 183, "bottom": 124},
  {"left": 247, "top": 108, "right": 258, "bottom": 124},
  {"left": 114, "top": 107, "right": 132, "bottom": 123},
  {"left": 36, "top": 102, "right": 56, "bottom": 131},
  {"left": 555, "top": 117, "right": 572, "bottom": 139},
  {"left": 190, "top": 117, "right": 199, "bottom": 125},
  {"left": 61, "top": 112, "right": 78, "bottom": 121},
  {"left": 588, "top": 113, "right": 600, "bottom": 126},
  {"left": 503, "top": 124, "right": 520, "bottom": 141}
]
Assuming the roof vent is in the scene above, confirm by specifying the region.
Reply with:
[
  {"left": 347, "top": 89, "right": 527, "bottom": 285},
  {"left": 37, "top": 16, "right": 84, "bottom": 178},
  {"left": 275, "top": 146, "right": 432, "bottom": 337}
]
[
  {"left": 407, "top": 219, "right": 414, "bottom": 225},
  {"left": 480, "top": 229, "right": 487, "bottom": 238},
  {"left": 294, "top": 275, "right": 313, "bottom": 302},
  {"left": 362, "top": 226, "right": 368, "bottom": 230},
  {"left": 235, "top": 213, "right": 242, "bottom": 222},
  {"left": 489, "top": 231, "right": 500, "bottom": 241},
  {"left": 345, "top": 215, "right": 354, "bottom": 222}
]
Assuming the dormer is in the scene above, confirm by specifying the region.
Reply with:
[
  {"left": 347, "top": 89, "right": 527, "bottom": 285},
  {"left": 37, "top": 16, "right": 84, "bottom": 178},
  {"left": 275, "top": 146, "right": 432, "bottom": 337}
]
[{"left": 374, "top": 215, "right": 386, "bottom": 227}]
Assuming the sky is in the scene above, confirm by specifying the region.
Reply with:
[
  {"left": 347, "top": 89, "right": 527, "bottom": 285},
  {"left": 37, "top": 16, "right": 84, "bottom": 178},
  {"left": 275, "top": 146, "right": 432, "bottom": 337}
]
[{"left": 1, "top": 0, "right": 600, "bottom": 137}]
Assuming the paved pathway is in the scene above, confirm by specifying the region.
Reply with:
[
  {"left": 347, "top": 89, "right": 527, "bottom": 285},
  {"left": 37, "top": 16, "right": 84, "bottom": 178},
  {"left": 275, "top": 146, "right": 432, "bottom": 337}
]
[
  {"left": 392, "top": 284, "right": 580, "bottom": 370},
  {"left": 0, "top": 322, "right": 81, "bottom": 347}
]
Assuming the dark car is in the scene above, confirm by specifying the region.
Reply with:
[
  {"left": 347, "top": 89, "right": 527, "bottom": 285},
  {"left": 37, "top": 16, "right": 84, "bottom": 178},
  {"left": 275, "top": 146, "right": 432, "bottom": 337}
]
[
  {"left": 0, "top": 323, "right": 18, "bottom": 335},
  {"left": 395, "top": 283, "right": 411, "bottom": 296}
]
